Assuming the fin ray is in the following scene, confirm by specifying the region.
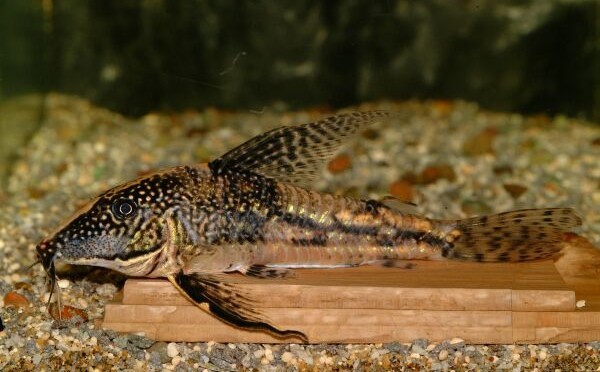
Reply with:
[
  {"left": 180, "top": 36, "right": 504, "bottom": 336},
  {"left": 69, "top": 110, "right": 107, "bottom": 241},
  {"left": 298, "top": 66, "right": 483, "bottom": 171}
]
[
  {"left": 169, "top": 273, "right": 306, "bottom": 341},
  {"left": 447, "top": 208, "right": 582, "bottom": 262},
  {"left": 209, "top": 111, "right": 393, "bottom": 187}
]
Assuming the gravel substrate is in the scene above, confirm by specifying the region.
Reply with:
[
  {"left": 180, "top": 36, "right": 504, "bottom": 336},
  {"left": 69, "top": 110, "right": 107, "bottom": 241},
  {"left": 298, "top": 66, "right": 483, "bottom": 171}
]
[{"left": 0, "top": 94, "right": 599, "bottom": 370}]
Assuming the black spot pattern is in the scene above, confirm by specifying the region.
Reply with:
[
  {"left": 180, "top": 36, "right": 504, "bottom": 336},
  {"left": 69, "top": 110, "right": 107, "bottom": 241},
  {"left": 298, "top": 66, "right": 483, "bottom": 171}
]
[
  {"left": 449, "top": 208, "right": 582, "bottom": 262},
  {"left": 37, "top": 166, "right": 196, "bottom": 268}
]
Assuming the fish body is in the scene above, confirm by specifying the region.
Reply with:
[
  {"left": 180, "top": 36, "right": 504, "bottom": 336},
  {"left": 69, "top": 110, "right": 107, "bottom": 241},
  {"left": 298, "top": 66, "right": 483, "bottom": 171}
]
[{"left": 36, "top": 111, "right": 582, "bottom": 340}]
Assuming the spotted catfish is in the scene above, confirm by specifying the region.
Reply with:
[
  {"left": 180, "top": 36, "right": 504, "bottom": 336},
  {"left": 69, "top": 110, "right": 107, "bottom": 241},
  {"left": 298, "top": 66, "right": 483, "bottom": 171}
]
[{"left": 37, "top": 111, "right": 582, "bottom": 340}]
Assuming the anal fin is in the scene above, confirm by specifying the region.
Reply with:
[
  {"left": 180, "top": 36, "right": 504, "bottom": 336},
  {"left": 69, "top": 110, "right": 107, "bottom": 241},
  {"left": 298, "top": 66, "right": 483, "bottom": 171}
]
[{"left": 168, "top": 273, "right": 307, "bottom": 342}]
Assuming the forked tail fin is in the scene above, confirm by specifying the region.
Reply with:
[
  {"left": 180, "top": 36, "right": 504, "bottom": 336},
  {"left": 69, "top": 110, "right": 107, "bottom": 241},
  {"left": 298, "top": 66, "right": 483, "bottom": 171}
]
[{"left": 446, "top": 208, "right": 582, "bottom": 262}]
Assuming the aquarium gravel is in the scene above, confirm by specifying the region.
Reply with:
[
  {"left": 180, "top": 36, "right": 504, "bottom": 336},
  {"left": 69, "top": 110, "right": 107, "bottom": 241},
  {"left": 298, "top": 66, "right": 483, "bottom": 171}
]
[{"left": 0, "top": 94, "right": 599, "bottom": 370}]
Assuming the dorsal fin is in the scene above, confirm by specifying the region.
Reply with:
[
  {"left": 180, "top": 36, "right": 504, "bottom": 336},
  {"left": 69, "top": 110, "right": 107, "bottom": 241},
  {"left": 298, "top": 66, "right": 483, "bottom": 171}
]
[{"left": 209, "top": 111, "right": 393, "bottom": 187}]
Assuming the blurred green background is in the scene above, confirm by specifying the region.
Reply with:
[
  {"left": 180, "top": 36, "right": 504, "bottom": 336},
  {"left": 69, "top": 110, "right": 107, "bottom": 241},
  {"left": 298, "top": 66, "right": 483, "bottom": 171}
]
[{"left": 1, "top": 0, "right": 598, "bottom": 119}]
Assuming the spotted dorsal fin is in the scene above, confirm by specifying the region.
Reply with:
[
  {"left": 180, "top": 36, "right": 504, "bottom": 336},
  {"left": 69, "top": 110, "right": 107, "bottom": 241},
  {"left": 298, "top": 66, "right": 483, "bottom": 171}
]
[{"left": 209, "top": 111, "right": 393, "bottom": 187}]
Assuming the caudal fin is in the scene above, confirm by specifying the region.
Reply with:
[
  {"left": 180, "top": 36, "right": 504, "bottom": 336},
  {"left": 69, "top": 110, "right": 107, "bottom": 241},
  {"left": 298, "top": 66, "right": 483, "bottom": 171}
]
[{"left": 446, "top": 208, "right": 582, "bottom": 262}]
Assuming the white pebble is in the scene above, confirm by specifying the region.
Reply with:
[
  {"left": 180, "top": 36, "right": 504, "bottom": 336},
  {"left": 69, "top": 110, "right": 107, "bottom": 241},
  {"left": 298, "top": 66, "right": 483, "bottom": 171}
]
[
  {"left": 95, "top": 283, "right": 117, "bottom": 297},
  {"left": 530, "top": 348, "right": 537, "bottom": 358},
  {"left": 57, "top": 279, "right": 70, "bottom": 289},
  {"left": 410, "top": 353, "right": 421, "bottom": 359},
  {"left": 167, "top": 342, "right": 179, "bottom": 358},
  {"left": 171, "top": 356, "right": 181, "bottom": 366},
  {"left": 78, "top": 299, "right": 88, "bottom": 309},
  {"left": 449, "top": 337, "right": 464, "bottom": 345},
  {"left": 426, "top": 343, "right": 437, "bottom": 352},
  {"left": 253, "top": 349, "right": 264, "bottom": 358},
  {"left": 512, "top": 353, "right": 521, "bottom": 361},
  {"left": 438, "top": 350, "right": 448, "bottom": 361},
  {"left": 539, "top": 350, "right": 547, "bottom": 360},
  {"left": 576, "top": 300, "right": 586, "bottom": 308},
  {"left": 281, "top": 351, "right": 294, "bottom": 363},
  {"left": 264, "top": 348, "right": 274, "bottom": 361}
]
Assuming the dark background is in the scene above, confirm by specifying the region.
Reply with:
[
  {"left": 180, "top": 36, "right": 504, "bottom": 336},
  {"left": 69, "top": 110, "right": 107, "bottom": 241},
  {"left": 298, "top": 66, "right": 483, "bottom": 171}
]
[{"left": 1, "top": 0, "right": 598, "bottom": 120}]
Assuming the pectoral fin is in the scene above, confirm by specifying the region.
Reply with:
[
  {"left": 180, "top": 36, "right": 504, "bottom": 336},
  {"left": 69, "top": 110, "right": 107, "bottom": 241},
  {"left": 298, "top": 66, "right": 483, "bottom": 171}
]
[{"left": 168, "top": 273, "right": 306, "bottom": 342}]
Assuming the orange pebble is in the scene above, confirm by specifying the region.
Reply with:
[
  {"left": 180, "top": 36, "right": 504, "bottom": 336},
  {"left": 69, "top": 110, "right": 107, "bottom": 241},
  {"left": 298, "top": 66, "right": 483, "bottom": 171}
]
[
  {"left": 49, "top": 304, "right": 89, "bottom": 323},
  {"left": 4, "top": 291, "right": 30, "bottom": 308},
  {"left": 327, "top": 154, "right": 352, "bottom": 174},
  {"left": 389, "top": 180, "right": 414, "bottom": 201}
]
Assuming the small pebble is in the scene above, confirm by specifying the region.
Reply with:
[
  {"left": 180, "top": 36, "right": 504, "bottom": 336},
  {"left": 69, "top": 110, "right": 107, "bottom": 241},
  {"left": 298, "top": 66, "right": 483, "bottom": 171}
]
[
  {"left": 281, "top": 351, "right": 294, "bottom": 363},
  {"left": 438, "top": 350, "right": 448, "bottom": 361},
  {"left": 49, "top": 304, "right": 88, "bottom": 323},
  {"left": 576, "top": 300, "right": 586, "bottom": 308},
  {"left": 57, "top": 279, "right": 70, "bottom": 289},
  {"left": 253, "top": 349, "right": 264, "bottom": 358},
  {"left": 14, "top": 282, "right": 33, "bottom": 291},
  {"left": 449, "top": 338, "right": 464, "bottom": 345},
  {"left": 417, "top": 164, "right": 456, "bottom": 184},
  {"left": 327, "top": 154, "right": 352, "bottom": 173},
  {"left": 463, "top": 127, "right": 498, "bottom": 155},
  {"left": 539, "top": 350, "right": 547, "bottom": 360},
  {"left": 167, "top": 342, "right": 179, "bottom": 358},
  {"left": 503, "top": 183, "right": 528, "bottom": 199},
  {"left": 264, "top": 348, "right": 274, "bottom": 361},
  {"left": 172, "top": 355, "right": 181, "bottom": 366},
  {"left": 389, "top": 180, "right": 414, "bottom": 201},
  {"left": 96, "top": 283, "right": 118, "bottom": 297},
  {"left": 4, "top": 291, "right": 30, "bottom": 308}
]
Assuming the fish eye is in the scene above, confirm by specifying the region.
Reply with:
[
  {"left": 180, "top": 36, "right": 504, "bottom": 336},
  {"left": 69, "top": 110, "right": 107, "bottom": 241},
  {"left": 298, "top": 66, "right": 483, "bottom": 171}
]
[{"left": 112, "top": 198, "right": 137, "bottom": 219}]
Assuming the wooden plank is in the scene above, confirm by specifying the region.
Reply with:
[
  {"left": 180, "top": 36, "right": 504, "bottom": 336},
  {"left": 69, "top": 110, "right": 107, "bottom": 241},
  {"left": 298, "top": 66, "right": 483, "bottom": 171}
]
[
  {"left": 122, "top": 279, "right": 515, "bottom": 311},
  {"left": 121, "top": 259, "right": 574, "bottom": 312},
  {"left": 511, "top": 290, "right": 575, "bottom": 311},
  {"left": 513, "top": 311, "right": 600, "bottom": 343},
  {"left": 104, "top": 303, "right": 512, "bottom": 328},
  {"left": 101, "top": 322, "right": 513, "bottom": 344}
]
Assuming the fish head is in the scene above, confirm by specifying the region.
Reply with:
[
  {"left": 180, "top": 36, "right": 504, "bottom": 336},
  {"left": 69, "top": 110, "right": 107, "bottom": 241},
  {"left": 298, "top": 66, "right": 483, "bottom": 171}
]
[{"left": 36, "top": 167, "right": 195, "bottom": 275}]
